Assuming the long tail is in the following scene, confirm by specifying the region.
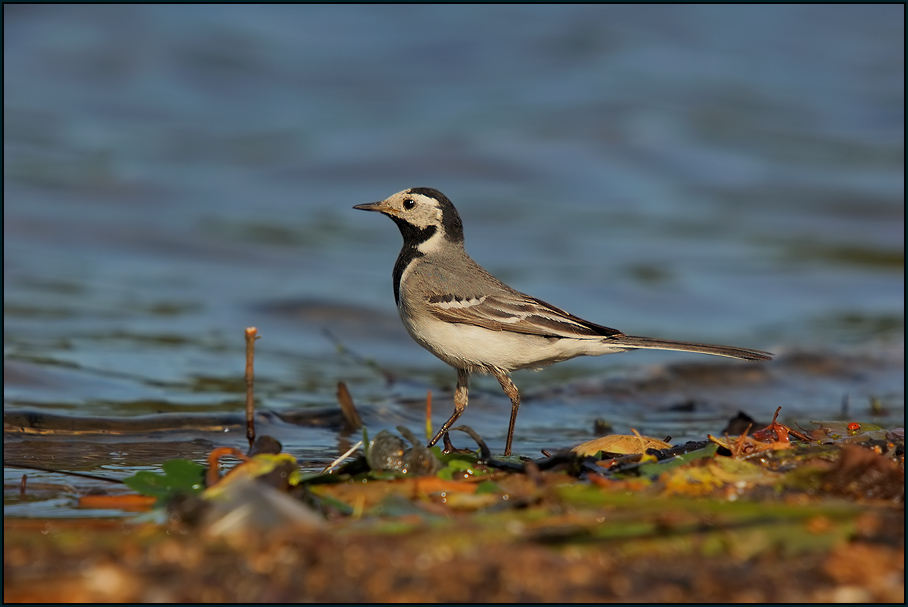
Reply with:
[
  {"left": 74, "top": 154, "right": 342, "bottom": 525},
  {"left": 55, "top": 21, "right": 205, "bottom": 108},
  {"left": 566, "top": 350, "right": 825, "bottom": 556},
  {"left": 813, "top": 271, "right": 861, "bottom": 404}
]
[{"left": 610, "top": 335, "right": 772, "bottom": 362}]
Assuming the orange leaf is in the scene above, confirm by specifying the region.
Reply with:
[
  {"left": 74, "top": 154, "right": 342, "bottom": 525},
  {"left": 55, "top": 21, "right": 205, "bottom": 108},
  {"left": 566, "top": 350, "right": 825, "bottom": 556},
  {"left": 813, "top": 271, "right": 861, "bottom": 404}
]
[{"left": 78, "top": 494, "right": 157, "bottom": 511}]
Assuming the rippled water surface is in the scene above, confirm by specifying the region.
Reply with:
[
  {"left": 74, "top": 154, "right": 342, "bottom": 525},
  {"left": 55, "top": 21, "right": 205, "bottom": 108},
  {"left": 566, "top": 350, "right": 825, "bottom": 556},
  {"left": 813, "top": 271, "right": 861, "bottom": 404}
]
[{"left": 4, "top": 5, "right": 904, "bottom": 516}]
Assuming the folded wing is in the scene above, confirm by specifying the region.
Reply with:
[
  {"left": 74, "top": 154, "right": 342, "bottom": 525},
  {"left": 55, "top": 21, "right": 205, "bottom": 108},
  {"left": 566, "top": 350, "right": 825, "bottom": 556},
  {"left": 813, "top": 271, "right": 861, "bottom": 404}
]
[{"left": 426, "top": 292, "right": 624, "bottom": 339}]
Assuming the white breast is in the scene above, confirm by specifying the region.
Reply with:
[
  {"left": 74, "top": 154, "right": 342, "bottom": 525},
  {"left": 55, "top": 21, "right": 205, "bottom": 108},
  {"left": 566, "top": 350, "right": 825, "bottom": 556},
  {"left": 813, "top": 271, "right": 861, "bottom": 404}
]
[{"left": 397, "top": 305, "right": 626, "bottom": 373}]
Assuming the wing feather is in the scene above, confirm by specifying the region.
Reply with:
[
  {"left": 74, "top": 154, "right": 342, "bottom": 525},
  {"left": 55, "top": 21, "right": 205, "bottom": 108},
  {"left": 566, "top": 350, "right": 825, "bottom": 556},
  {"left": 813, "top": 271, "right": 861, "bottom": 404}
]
[{"left": 426, "top": 292, "right": 623, "bottom": 338}]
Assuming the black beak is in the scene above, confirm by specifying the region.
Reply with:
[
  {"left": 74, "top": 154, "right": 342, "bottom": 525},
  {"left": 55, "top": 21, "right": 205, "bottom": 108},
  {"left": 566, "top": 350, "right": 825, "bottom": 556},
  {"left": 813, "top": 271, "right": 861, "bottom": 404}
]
[{"left": 353, "top": 201, "right": 384, "bottom": 212}]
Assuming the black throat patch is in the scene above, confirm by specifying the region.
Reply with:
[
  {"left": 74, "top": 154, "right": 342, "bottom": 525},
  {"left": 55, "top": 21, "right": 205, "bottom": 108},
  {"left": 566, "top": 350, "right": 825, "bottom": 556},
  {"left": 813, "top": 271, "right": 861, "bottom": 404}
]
[{"left": 390, "top": 218, "right": 437, "bottom": 305}]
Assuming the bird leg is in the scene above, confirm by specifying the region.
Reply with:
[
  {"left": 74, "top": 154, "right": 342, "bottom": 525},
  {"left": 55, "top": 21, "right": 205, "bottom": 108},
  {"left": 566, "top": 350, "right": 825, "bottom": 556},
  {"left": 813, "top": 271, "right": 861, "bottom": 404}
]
[
  {"left": 428, "top": 368, "right": 470, "bottom": 451},
  {"left": 490, "top": 368, "right": 520, "bottom": 456}
]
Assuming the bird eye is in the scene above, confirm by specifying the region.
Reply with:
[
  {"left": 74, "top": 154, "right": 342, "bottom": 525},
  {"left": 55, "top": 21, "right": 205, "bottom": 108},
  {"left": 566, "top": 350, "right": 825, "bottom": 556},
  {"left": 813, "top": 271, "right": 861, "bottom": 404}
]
[{"left": 403, "top": 198, "right": 415, "bottom": 210}]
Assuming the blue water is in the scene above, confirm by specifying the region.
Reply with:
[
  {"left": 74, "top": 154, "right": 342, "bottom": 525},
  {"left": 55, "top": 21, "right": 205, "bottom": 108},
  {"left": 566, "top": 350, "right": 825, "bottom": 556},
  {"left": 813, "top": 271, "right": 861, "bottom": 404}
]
[{"left": 3, "top": 5, "right": 904, "bottom": 513}]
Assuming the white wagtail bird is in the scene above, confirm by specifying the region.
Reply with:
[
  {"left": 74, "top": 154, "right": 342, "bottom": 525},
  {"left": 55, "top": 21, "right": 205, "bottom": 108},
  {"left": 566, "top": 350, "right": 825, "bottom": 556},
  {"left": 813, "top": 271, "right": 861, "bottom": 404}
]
[{"left": 354, "top": 187, "right": 772, "bottom": 456}]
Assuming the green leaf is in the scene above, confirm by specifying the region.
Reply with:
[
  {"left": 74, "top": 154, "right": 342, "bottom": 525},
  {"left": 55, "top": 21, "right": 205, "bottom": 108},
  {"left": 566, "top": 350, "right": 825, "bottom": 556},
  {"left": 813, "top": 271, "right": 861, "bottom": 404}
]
[
  {"left": 436, "top": 457, "right": 485, "bottom": 481},
  {"left": 123, "top": 459, "right": 205, "bottom": 499},
  {"left": 475, "top": 480, "right": 501, "bottom": 494},
  {"left": 635, "top": 444, "right": 719, "bottom": 478}
]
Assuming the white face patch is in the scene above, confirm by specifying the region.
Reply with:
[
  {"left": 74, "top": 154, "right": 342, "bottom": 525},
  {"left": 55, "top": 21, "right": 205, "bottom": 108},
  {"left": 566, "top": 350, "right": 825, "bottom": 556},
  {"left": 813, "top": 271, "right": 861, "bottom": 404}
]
[
  {"left": 384, "top": 191, "right": 444, "bottom": 229},
  {"left": 407, "top": 195, "right": 445, "bottom": 231}
]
